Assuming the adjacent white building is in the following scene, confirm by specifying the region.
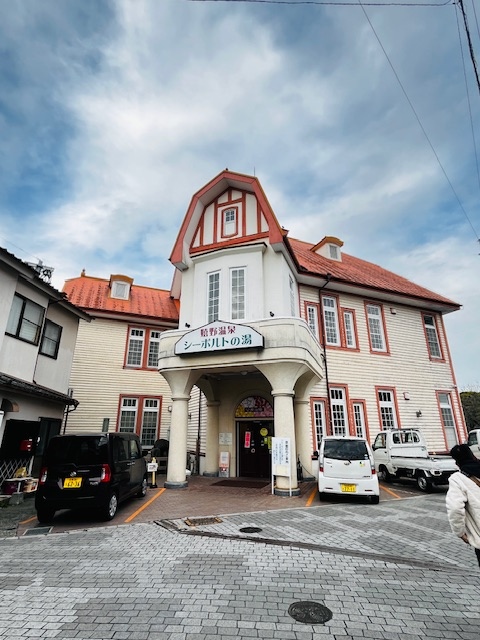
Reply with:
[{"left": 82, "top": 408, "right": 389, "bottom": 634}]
[{"left": 0, "top": 248, "right": 90, "bottom": 483}]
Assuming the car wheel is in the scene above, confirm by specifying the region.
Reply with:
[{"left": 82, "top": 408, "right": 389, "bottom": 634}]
[
  {"left": 102, "top": 492, "right": 118, "bottom": 521},
  {"left": 416, "top": 472, "right": 433, "bottom": 493},
  {"left": 36, "top": 507, "right": 55, "bottom": 524},
  {"left": 137, "top": 477, "right": 148, "bottom": 498},
  {"left": 369, "top": 495, "right": 380, "bottom": 504},
  {"left": 378, "top": 466, "right": 392, "bottom": 483}
]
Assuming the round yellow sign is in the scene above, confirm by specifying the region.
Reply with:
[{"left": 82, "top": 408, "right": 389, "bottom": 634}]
[{"left": 260, "top": 427, "right": 268, "bottom": 436}]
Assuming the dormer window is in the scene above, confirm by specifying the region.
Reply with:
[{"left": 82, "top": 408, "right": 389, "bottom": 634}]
[
  {"left": 222, "top": 207, "right": 238, "bottom": 237},
  {"left": 112, "top": 282, "right": 129, "bottom": 299},
  {"left": 329, "top": 244, "right": 340, "bottom": 260},
  {"left": 109, "top": 275, "right": 133, "bottom": 300},
  {"left": 311, "top": 236, "right": 343, "bottom": 261}
]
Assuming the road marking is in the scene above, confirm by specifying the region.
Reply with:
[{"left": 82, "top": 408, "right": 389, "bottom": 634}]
[
  {"left": 124, "top": 488, "right": 166, "bottom": 522},
  {"left": 380, "top": 484, "right": 402, "bottom": 499},
  {"left": 305, "top": 486, "right": 318, "bottom": 507}
]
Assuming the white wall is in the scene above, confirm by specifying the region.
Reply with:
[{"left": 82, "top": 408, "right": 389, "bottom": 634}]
[
  {"left": 0, "top": 269, "right": 17, "bottom": 353},
  {"left": 34, "top": 305, "right": 80, "bottom": 394},
  {"left": 0, "top": 281, "right": 50, "bottom": 382}
]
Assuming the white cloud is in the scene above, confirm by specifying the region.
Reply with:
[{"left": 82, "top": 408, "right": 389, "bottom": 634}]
[{"left": 1, "top": 0, "right": 479, "bottom": 385}]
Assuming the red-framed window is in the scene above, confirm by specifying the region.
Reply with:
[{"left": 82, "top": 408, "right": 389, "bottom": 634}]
[
  {"left": 305, "top": 302, "right": 321, "bottom": 341},
  {"left": 341, "top": 308, "right": 359, "bottom": 351},
  {"left": 436, "top": 391, "right": 459, "bottom": 451},
  {"left": 329, "top": 385, "right": 351, "bottom": 436},
  {"left": 118, "top": 395, "right": 162, "bottom": 449},
  {"left": 422, "top": 313, "right": 445, "bottom": 361},
  {"left": 375, "top": 387, "right": 400, "bottom": 430},
  {"left": 125, "top": 327, "right": 162, "bottom": 369},
  {"left": 318, "top": 295, "right": 359, "bottom": 351},
  {"left": 365, "top": 302, "right": 390, "bottom": 355},
  {"left": 321, "top": 294, "right": 341, "bottom": 346},
  {"left": 352, "top": 400, "right": 369, "bottom": 439},
  {"left": 312, "top": 398, "right": 327, "bottom": 450},
  {"left": 221, "top": 206, "right": 239, "bottom": 238}
]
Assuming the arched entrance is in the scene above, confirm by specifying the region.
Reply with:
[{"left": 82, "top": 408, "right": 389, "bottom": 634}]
[{"left": 236, "top": 396, "right": 273, "bottom": 478}]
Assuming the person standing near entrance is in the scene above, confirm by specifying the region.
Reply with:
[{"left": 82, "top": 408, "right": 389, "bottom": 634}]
[{"left": 446, "top": 444, "right": 480, "bottom": 568}]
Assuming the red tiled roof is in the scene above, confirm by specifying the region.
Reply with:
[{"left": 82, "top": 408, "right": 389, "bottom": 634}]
[
  {"left": 288, "top": 237, "right": 459, "bottom": 309},
  {"left": 63, "top": 276, "right": 179, "bottom": 323}
]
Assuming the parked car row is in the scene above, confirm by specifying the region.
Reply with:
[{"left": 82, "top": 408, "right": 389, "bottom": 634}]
[
  {"left": 316, "top": 426, "right": 480, "bottom": 504},
  {"left": 34, "top": 428, "right": 478, "bottom": 522}
]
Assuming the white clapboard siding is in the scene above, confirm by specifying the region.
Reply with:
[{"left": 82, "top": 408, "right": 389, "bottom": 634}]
[
  {"left": 67, "top": 318, "right": 205, "bottom": 453},
  {"left": 299, "top": 285, "right": 463, "bottom": 452}
]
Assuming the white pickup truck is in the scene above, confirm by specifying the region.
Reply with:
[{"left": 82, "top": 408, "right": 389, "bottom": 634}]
[
  {"left": 372, "top": 429, "right": 458, "bottom": 492},
  {"left": 467, "top": 429, "right": 480, "bottom": 457}
]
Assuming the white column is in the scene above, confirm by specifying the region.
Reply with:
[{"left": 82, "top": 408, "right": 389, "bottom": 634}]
[
  {"left": 204, "top": 401, "right": 220, "bottom": 476},
  {"left": 271, "top": 389, "right": 300, "bottom": 495},
  {"left": 165, "top": 395, "right": 190, "bottom": 489}
]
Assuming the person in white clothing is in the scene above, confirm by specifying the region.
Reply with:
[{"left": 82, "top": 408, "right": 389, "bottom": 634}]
[{"left": 446, "top": 443, "right": 480, "bottom": 567}]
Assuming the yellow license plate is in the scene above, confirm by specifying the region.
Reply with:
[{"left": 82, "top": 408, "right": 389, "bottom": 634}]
[
  {"left": 340, "top": 483, "right": 356, "bottom": 493},
  {"left": 63, "top": 477, "right": 82, "bottom": 489}
]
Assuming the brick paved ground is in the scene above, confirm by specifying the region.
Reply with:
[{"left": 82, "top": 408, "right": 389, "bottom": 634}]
[{"left": 0, "top": 484, "right": 479, "bottom": 640}]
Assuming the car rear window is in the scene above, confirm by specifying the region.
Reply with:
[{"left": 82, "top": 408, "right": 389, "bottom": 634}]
[
  {"left": 323, "top": 439, "right": 369, "bottom": 460},
  {"left": 45, "top": 436, "right": 109, "bottom": 466}
]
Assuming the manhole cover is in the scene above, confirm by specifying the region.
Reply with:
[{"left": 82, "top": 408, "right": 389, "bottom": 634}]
[
  {"left": 288, "top": 601, "right": 333, "bottom": 624},
  {"left": 23, "top": 527, "right": 52, "bottom": 536},
  {"left": 183, "top": 516, "right": 222, "bottom": 527},
  {"left": 239, "top": 526, "right": 263, "bottom": 533}
]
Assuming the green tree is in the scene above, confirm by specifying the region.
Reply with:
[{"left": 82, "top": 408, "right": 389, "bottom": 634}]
[{"left": 460, "top": 392, "right": 480, "bottom": 432}]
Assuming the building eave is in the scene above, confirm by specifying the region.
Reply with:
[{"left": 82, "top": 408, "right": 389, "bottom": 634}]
[{"left": 0, "top": 373, "right": 79, "bottom": 407}]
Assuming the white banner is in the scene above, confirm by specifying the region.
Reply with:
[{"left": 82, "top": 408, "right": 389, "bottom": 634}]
[{"left": 271, "top": 437, "right": 292, "bottom": 495}]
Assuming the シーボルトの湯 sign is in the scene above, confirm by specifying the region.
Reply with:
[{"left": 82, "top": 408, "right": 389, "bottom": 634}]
[{"left": 175, "top": 321, "right": 264, "bottom": 355}]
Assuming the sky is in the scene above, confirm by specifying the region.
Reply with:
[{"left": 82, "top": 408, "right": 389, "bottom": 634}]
[{"left": 0, "top": 0, "right": 479, "bottom": 388}]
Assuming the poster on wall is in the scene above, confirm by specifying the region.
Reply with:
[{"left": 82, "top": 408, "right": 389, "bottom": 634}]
[{"left": 219, "top": 432, "right": 232, "bottom": 445}]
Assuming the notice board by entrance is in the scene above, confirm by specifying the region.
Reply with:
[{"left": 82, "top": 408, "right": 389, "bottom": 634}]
[{"left": 271, "top": 437, "right": 292, "bottom": 496}]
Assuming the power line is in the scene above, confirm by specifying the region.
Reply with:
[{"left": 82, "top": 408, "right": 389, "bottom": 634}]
[
  {"left": 455, "top": 0, "right": 480, "bottom": 194},
  {"left": 188, "top": 0, "right": 453, "bottom": 6},
  {"left": 470, "top": 0, "right": 480, "bottom": 42},
  {"left": 0, "top": 234, "right": 44, "bottom": 264},
  {"left": 456, "top": 0, "right": 480, "bottom": 95},
  {"left": 357, "top": 0, "right": 480, "bottom": 240},
  {"left": 189, "top": 0, "right": 479, "bottom": 241}
]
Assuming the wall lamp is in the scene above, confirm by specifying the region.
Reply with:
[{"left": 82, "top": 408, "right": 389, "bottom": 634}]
[
  {"left": 167, "top": 404, "right": 191, "bottom": 419},
  {"left": 416, "top": 410, "right": 422, "bottom": 418}
]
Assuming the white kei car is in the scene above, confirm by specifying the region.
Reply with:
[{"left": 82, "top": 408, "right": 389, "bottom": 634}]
[{"left": 318, "top": 436, "right": 380, "bottom": 504}]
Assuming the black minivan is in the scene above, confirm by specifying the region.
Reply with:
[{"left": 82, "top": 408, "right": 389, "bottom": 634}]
[{"left": 35, "top": 432, "right": 148, "bottom": 523}]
